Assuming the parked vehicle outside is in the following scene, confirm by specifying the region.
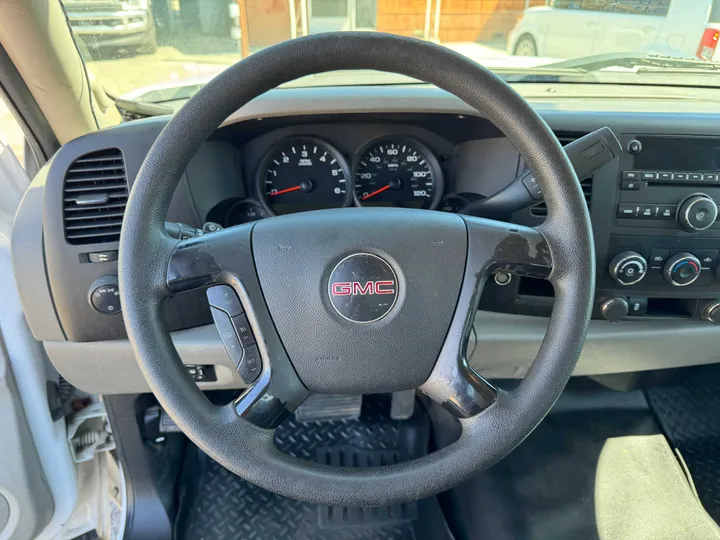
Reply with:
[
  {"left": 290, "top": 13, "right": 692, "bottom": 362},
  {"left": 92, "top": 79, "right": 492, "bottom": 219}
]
[
  {"left": 62, "top": 0, "right": 157, "bottom": 53},
  {"left": 508, "top": 0, "right": 720, "bottom": 62}
]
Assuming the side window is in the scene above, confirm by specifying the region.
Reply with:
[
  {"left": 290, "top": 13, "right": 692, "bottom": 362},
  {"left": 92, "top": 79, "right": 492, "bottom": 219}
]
[
  {"left": 581, "top": 0, "right": 611, "bottom": 12},
  {"left": 0, "top": 95, "right": 29, "bottom": 172},
  {"left": 551, "top": 1, "right": 585, "bottom": 9},
  {"left": 610, "top": 0, "right": 670, "bottom": 16}
]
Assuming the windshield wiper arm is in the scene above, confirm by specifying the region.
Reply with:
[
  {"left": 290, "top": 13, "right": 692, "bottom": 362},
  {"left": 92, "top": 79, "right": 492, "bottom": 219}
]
[{"left": 540, "top": 52, "right": 720, "bottom": 73}]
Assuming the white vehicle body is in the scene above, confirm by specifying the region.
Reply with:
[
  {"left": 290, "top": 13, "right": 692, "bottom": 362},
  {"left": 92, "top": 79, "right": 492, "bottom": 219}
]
[{"left": 508, "top": 0, "right": 720, "bottom": 62}]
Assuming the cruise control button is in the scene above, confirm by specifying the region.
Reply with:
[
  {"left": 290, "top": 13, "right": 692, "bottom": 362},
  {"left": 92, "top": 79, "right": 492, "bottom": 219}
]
[
  {"left": 210, "top": 307, "right": 244, "bottom": 367},
  {"left": 231, "top": 313, "right": 256, "bottom": 347},
  {"left": 617, "top": 204, "right": 638, "bottom": 218},
  {"left": 620, "top": 181, "right": 639, "bottom": 190},
  {"left": 641, "top": 171, "right": 658, "bottom": 181},
  {"left": 207, "top": 285, "right": 244, "bottom": 317},
  {"left": 649, "top": 248, "right": 670, "bottom": 268},
  {"left": 656, "top": 204, "right": 677, "bottom": 219},
  {"left": 622, "top": 170, "right": 640, "bottom": 180},
  {"left": 694, "top": 250, "right": 719, "bottom": 269},
  {"left": 238, "top": 344, "right": 262, "bottom": 384},
  {"left": 638, "top": 204, "right": 656, "bottom": 219}
]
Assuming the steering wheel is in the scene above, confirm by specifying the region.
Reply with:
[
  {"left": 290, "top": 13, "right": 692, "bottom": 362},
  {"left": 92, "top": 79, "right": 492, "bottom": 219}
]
[{"left": 119, "top": 33, "right": 594, "bottom": 506}]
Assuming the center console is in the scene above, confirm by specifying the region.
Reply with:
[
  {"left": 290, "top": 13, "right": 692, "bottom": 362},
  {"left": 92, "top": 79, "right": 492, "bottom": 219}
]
[
  {"left": 486, "top": 133, "right": 720, "bottom": 324},
  {"left": 598, "top": 135, "right": 720, "bottom": 322}
]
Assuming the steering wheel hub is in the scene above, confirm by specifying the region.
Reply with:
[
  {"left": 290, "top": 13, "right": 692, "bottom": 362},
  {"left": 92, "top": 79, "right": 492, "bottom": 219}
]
[{"left": 327, "top": 252, "right": 399, "bottom": 323}]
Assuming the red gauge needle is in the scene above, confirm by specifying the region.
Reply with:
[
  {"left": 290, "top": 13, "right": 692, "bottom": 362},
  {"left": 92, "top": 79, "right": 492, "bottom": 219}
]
[
  {"left": 361, "top": 184, "right": 391, "bottom": 201},
  {"left": 270, "top": 185, "right": 302, "bottom": 196}
]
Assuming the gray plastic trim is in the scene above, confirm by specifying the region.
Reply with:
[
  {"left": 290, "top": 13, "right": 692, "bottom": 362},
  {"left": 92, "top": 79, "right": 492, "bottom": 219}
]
[
  {"left": 44, "top": 312, "right": 720, "bottom": 394},
  {"left": 1, "top": 232, "right": 78, "bottom": 539},
  {"left": 44, "top": 325, "right": 246, "bottom": 394},
  {"left": 472, "top": 311, "right": 720, "bottom": 379},
  {"left": 11, "top": 162, "right": 64, "bottom": 341}
]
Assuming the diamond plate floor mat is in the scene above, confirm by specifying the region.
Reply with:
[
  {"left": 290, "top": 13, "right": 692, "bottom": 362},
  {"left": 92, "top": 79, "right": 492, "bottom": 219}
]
[
  {"left": 646, "top": 364, "right": 720, "bottom": 524},
  {"left": 175, "top": 396, "right": 453, "bottom": 540}
]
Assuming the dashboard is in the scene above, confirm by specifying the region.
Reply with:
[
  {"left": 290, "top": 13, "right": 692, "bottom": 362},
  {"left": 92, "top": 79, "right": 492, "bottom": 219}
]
[
  {"left": 197, "top": 114, "right": 516, "bottom": 229},
  {"left": 13, "top": 84, "right": 720, "bottom": 394}
]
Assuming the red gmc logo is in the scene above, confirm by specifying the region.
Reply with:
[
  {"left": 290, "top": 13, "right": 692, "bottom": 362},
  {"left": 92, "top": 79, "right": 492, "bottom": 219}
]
[{"left": 331, "top": 281, "right": 396, "bottom": 296}]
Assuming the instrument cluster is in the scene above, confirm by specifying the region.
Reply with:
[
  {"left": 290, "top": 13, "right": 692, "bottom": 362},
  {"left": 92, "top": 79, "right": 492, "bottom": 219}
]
[{"left": 226, "top": 135, "right": 446, "bottom": 224}]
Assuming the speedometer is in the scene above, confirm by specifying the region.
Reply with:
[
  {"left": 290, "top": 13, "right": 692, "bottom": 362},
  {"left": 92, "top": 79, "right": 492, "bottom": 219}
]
[
  {"left": 258, "top": 137, "right": 352, "bottom": 215},
  {"left": 354, "top": 137, "right": 443, "bottom": 209}
]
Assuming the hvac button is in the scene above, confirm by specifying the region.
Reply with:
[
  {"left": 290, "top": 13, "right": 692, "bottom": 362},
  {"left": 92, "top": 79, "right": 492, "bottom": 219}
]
[
  {"left": 694, "top": 250, "right": 719, "bottom": 269},
  {"left": 649, "top": 248, "right": 670, "bottom": 269}
]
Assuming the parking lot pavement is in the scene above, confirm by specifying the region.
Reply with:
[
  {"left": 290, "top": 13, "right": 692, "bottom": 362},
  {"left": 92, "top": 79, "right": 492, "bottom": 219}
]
[{"left": 86, "top": 45, "right": 237, "bottom": 95}]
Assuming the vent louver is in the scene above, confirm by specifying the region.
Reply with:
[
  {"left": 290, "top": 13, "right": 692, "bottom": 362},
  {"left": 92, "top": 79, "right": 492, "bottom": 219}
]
[
  {"left": 63, "top": 149, "right": 128, "bottom": 244},
  {"left": 530, "top": 132, "right": 592, "bottom": 217}
]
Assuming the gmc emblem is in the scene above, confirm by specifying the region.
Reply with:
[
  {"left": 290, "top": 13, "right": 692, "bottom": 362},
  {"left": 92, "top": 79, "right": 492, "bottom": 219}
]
[
  {"left": 327, "top": 253, "right": 399, "bottom": 323},
  {"left": 331, "top": 281, "right": 396, "bottom": 296}
]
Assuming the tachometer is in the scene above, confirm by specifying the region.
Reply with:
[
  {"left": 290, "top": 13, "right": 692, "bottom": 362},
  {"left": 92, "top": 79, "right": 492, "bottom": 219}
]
[
  {"left": 258, "top": 137, "right": 351, "bottom": 215},
  {"left": 354, "top": 137, "right": 443, "bottom": 209}
]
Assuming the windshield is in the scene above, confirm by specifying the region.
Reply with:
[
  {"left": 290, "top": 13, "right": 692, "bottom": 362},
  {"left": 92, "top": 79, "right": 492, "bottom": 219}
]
[{"left": 61, "top": 0, "right": 720, "bottom": 102}]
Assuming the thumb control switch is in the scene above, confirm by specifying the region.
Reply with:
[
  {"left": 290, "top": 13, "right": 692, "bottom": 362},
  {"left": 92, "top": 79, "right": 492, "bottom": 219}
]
[{"left": 207, "top": 285, "right": 262, "bottom": 384}]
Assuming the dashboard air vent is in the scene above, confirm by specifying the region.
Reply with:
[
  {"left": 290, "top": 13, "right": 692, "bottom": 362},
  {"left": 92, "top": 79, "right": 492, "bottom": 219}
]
[
  {"left": 63, "top": 148, "right": 128, "bottom": 244},
  {"left": 530, "top": 132, "right": 591, "bottom": 217}
]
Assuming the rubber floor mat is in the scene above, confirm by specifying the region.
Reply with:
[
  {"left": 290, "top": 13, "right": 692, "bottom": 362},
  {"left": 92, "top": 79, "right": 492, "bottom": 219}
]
[
  {"left": 646, "top": 364, "right": 720, "bottom": 523},
  {"left": 176, "top": 396, "right": 452, "bottom": 540}
]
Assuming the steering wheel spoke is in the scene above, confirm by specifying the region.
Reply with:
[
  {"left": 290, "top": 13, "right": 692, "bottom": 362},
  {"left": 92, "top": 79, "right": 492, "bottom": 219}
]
[
  {"left": 167, "top": 225, "right": 310, "bottom": 428},
  {"left": 420, "top": 216, "right": 552, "bottom": 417}
]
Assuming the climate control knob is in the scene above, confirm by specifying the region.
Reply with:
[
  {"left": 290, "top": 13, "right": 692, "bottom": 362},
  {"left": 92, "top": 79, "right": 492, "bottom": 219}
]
[
  {"left": 609, "top": 251, "right": 647, "bottom": 286},
  {"left": 663, "top": 253, "right": 701, "bottom": 286},
  {"left": 678, "top": 194, "right": 718, "bottom": 232}
]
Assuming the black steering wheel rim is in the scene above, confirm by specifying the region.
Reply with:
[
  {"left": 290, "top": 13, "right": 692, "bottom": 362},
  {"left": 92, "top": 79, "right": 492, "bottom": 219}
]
[{"left": 118, "top": 32, "right": 595, "bottom": 506}]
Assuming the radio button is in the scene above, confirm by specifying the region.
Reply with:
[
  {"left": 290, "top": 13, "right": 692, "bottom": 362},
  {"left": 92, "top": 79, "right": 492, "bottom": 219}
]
[
  {"left": 617, "top": 204, "right": 638, "bottom": 218},
  {"left": 658, "top": 172, "right": 673, "bottom": 181},
  {"left": 649, "top": 248, "right": 670, "bottom": 268},
  {"left": 657, "top": 204, "right": 677, "bottom": 219},
  {"left": 689, "top": 173, "right": 704, "bottom": 182},
  {"left": 674, "top": 172, "right": 689, "bottom": 182},
  {"left": 641, "top": 171, "right": 658, "bottom": 181},
  {"left": 622, "top": 170, "right": 640, "bottom": 180},
  {"left": 620, "top": 181, "right": 640, "bottom": 190},
  {"left": 678, "top": 195, "right": 718, "bottom": 231},
  {"left": 638, "top": 204, "right": 657, "bottom": 218}
]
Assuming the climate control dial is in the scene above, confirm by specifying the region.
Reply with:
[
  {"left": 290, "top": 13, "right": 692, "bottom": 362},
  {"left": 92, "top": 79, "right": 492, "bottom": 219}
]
[
  {"left": 663, "top": 253, "right": 701, "bottom": 287},
  {"left": 609, "top": 251, "right": 647, "bottom": 286}
]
